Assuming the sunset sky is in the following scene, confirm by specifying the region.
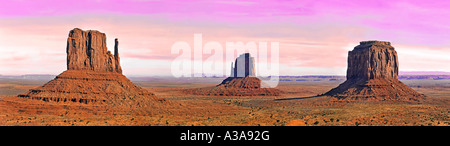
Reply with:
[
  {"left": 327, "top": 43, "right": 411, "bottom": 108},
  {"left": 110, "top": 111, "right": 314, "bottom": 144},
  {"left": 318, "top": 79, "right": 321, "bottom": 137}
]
[{"left": 1, "top": 0, "right": 450, "bottom": 76}]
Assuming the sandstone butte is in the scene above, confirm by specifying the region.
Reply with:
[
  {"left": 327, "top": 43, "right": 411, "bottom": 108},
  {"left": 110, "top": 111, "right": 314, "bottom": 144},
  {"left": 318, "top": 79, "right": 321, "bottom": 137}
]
[
  {"left": 185, "top": 53, "right": 281, "bottom": 96},
  {"left": 18, "top": 28, "right": 169, "bottom": 108},
  {"left": 324, "top": 41, "right": 426, "bottom": 101}
]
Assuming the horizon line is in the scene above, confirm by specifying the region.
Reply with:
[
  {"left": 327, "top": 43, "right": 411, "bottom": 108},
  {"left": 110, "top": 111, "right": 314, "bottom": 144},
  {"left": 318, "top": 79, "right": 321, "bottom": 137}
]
[{"left": 2, "top": 71, "right": 450, "bottom": 78}]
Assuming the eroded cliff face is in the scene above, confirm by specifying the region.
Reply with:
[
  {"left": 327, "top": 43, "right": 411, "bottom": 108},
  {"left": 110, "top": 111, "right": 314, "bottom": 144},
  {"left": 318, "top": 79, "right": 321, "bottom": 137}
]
[
  {"left": 66, "top": 28, "right": 122, "bottom": 73},
  {"left": 19, "top": 28, "right": 169, "bottom": 107},
  {"left": 325, "top": 41, "right": 425, "bottom": 101},
  {"left": 346, "top": 41, "right": 398, "bottom": 80}
]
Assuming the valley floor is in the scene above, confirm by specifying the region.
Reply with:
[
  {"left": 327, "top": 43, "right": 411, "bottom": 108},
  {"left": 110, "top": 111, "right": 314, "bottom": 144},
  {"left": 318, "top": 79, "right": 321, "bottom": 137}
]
[{"left": 0, "top": 80, "right": 449, "bottom": 126}]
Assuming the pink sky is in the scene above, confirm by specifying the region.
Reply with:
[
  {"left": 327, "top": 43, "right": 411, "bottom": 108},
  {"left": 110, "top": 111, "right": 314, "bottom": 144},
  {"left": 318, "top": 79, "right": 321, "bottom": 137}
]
[{"left": 1, "top": 0, "right": 450, "bottom": 76}]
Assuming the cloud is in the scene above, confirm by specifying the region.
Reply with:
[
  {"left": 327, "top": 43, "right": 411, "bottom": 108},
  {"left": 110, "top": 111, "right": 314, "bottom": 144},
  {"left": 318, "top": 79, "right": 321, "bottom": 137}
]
[
  {"left": 1, "top": 1, "right": 450, "bottom": 76},
  {"left": 396, "top": 45, "right": 450, "bottom": 71}
]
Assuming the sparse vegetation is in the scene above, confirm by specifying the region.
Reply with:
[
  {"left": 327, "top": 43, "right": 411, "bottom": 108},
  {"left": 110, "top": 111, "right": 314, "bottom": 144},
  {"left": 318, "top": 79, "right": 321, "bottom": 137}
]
[{"left": 0, "top": 78, "right": 449, "bottom": 126}]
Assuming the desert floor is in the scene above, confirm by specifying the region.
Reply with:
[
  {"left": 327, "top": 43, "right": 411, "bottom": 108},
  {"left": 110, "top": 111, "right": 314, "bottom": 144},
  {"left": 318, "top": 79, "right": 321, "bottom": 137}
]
[{"left": 0, "top": 78, "right": 448, "bottom": 126}]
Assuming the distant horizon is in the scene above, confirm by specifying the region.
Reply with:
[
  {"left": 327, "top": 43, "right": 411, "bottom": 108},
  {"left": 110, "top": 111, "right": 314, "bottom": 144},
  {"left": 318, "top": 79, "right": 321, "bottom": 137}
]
[{"left": 2, "top": 70, "right": 450, "bottom": 77}]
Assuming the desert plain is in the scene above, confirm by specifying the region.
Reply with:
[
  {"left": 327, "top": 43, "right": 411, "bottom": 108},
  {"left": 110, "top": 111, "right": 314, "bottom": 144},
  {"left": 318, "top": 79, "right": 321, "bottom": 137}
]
[{"left": 0, "top": 75, "right": 448, "bottom": 126}]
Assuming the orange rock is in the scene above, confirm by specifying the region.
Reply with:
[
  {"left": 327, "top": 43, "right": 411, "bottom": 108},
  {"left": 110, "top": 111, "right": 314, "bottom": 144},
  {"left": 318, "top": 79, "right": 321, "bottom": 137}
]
[
  {"left": 325, "top": 41, "right": 425, "bottom": 101},
  {"left": 184, "top": 76, "right": 281, "bottom": 96},
  {"left": 66, "top": 28, "right": 122, "bottom": 73},
  {"left": 184, "top": 53, "right": 280, "bottom": 96},
  {"left": 19, "top": 28, "right": 169, "bottom": 108},
  {"left": 286, "top": 119, "right": 307, "bottom": 126}
]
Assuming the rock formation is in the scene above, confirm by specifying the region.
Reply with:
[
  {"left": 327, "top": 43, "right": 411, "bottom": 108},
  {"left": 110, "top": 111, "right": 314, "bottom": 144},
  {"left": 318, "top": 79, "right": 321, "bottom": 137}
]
[
  {"left": 346, "top": 41, "right": 398, "bottom": 80},
  {"left": 324, "top": 41, "right": 425, "bottom": 101},
  {"left": 218, "top": 76, "right": 261, "bottom": 89},
  {"left": 66, "top": 28, "right": 122, "bottom": 73},
  {"left": 185, "top": 53, "right": 280, "bottom": 96},
  {"left": 231, "top": 53, "right": 255, "bottom": 77},
  {"left": 19, "top": 28, "right": 168, "bottom": 108}
]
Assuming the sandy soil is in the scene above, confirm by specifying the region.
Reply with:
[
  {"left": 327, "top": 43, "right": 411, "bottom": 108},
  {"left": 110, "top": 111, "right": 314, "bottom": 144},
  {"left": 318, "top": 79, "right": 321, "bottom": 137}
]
[{"left": 0, "top": 80, "right": 448, "bottom": 126}]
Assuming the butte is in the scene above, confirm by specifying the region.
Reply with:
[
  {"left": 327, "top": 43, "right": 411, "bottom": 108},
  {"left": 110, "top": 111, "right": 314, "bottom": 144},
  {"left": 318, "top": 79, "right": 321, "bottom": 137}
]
[
  {"left": 324, "top": 41, "right": 425, "bottom": 101},
  {"left": 18, "top": 28, "right": 169, "bottom": 108},
  {"left": 185, "top": 53, "right": 280, "bottom": 96}
]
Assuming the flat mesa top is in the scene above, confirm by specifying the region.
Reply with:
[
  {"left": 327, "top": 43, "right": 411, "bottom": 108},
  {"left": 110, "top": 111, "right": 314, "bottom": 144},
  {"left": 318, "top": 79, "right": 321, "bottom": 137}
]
[
  {"left": 70, "top": 28, "right": 105, "bottom": 35},
  {"left": 354, "top": 40, "right": 394, "bottom": 51},
  {"left": 359, "top": 40, "right": 391, "bottom": 46}
]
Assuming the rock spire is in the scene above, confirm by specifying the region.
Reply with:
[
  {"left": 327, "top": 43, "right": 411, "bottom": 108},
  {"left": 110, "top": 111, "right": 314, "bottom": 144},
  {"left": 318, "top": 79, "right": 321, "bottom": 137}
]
[
  {"left": 19, "top": 28, "right": 168, "bottom": 107},
  {"left": 66, "top": 28, "right": 122, "bottom": 73}
]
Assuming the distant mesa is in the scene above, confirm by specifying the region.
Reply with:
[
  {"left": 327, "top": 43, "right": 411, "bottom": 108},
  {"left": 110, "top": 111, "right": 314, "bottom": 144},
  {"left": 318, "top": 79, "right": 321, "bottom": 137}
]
[
  {"left": 184, "top": 53, "right": 280, "bottom": 96},
  {"left": 222, "top": 53, "right": 260, "bottom": 89},
  {"left": 19, "top": 28, "right": 169, "bottom": 108},
  {"left": 324, "top": 40, "right": 426, "bottom": 101},
  {"left": 230, "top": 53, "right": 256, "bottom": 78}
]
